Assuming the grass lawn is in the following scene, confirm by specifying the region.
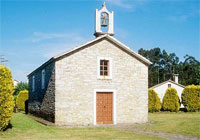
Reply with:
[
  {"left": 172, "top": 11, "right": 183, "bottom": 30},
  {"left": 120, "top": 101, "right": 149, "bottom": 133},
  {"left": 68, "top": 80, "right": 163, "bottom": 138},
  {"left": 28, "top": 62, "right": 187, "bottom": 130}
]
[
  {"left": 0, "top": 113, "right": 165, "bottom": 140},
  {"left": 138, "top": 112, "right": 200, "bottom": 137}
]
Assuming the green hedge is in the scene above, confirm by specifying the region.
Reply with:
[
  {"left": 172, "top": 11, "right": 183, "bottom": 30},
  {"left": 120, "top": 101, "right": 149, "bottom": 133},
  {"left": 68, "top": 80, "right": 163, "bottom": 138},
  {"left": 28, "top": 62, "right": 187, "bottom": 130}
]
[
  {"left": 181, "top": 85, "right": 200, "bottom": 112},
  {"left": 16, "top": 90, "right": 29, "bottom": 111},
  {"left": 148, "top": 89, "right": 161, "bottom": 112},
  {"left": 0, "top": 65, "right": 15, "bottom": 130},
  {"left": 162, "top": 88, "right": 180, "bottom": 112}
]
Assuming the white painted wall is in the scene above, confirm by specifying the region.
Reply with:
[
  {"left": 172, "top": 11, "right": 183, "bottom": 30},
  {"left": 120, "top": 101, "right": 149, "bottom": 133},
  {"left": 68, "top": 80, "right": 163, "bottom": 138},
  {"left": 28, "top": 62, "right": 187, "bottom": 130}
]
[
  {"left": 13, "top": 80, "right": 19, "bottom": 87},
  {"left": 151, "top": 81, "right": 184, "bottom": 108},
  {"left": 95, "top": 3, "right": 114, "bottom": 36}
]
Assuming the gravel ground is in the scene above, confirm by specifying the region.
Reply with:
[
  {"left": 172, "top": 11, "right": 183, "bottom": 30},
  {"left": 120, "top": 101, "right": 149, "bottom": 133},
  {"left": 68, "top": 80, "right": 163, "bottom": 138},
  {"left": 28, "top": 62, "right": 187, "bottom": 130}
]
[{"left": 104, "top": 123, "right": 200, "bottom": 140}]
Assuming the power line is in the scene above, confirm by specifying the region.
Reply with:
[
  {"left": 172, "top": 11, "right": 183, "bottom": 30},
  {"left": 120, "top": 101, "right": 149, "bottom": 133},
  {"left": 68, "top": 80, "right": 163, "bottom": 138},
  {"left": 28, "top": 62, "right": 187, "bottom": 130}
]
[{"left": 0, "top": 55, "right": 8, "bottom": 65}]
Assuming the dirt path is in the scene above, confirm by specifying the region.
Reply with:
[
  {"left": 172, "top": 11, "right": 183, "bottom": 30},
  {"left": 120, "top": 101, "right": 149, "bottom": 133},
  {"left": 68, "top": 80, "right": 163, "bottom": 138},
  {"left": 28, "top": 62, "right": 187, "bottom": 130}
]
[{"left": 104, "top": 124, "right": 199, "bottom": 140}]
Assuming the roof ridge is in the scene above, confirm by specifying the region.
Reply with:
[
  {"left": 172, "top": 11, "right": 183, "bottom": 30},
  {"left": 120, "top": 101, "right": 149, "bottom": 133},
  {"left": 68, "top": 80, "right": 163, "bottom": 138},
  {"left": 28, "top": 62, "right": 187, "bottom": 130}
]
[
  {"left": 28, "top": 35, "right": 152, "bottom": 76},
  {"left": 53, "top": 35, "right": 107, "bottom": 59},
  {"left": 150, "top": 80, "right": 185, "bottom": 89},
  {"left": 54, "top": 35, "right": 151, "bottom": 65}
]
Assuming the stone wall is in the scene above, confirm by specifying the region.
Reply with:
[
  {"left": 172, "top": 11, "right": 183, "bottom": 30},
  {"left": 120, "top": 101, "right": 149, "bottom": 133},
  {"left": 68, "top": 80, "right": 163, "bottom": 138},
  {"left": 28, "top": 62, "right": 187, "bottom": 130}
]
[
  {"left": 28, "top": 62, "right": 55, "bottom": 122},
  {"left": 55, "top": 38, "right": 148, "bottom": 126}
]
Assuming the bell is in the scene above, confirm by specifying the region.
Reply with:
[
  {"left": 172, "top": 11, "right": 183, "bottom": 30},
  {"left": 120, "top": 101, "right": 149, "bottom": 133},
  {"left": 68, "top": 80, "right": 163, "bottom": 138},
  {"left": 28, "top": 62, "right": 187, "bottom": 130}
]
[
  {"left": 102, "top": 19, "right": 107, "bottom": 27},
  {"left": 101, "top": 13, "right": 108, "bottom": 27}
]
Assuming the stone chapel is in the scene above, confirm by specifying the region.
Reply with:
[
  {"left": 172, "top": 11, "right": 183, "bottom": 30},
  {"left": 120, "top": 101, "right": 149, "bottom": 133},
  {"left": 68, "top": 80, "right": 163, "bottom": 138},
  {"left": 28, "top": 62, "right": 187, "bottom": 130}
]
[{"left": 28, "top": 3, "right": 151, "bottom": 126}]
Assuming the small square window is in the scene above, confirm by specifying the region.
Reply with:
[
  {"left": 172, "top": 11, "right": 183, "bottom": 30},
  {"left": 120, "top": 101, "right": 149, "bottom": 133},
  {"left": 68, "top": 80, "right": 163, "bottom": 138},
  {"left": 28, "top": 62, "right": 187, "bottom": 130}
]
[
  {"left": 168, "top": 84, "right": 171, "bottom": 88},
  {"left": 100, "top": 60, "right": 109, "bottom": 76},
  {"left": 97, "top": 57, "right": 112, "bottom": 79}
]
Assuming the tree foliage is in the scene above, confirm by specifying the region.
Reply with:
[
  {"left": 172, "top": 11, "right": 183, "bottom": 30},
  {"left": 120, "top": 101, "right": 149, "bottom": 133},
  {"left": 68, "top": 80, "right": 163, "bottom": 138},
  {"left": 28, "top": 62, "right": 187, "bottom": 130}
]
[
  {"left": 14, "top": 82, "right": 28, "bottom": 96},
  {"left": 0, "top": 65, "right": 15, "bottom": 130},
  {"left": 16, "top": 90, "right": 29, "bottom": 111},
  {"left": 148, "top": 89, "right": 161, "bottom": 112},
  {"left": 138, "top": 48, "right": 200, "bottom": 87},
  {"left": 162, "top": 88, "right": 180, "bottom": 112},
  {"left": 181, "top": 85, "right": 200, "bottom": 112}
]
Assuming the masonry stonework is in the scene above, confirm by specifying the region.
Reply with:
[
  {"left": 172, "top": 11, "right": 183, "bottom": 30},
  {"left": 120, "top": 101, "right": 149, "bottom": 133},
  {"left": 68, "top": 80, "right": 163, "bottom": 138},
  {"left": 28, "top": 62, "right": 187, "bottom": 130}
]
[
  {"left": 55, "top": 39, "right": 148, "bottom": 126},
  {"left": 28, "top": 3, "right": 150, "bottom": 126},
  {"left": 28, "top": 62, "right": 55, "bottom": 122}
]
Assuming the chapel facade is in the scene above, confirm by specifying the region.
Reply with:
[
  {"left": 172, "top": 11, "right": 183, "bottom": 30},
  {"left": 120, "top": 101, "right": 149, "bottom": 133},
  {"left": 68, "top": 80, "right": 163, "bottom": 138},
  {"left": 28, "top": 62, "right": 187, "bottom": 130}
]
[{"left": 28, "top": 3, "right": 151, "bottom": 126}]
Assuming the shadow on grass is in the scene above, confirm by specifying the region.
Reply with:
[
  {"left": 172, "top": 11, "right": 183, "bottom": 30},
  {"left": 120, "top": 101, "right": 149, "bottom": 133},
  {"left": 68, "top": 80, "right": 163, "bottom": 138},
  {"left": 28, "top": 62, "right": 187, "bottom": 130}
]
[{"left": 3, "top": 123, "right": 13, "bottom": 131}]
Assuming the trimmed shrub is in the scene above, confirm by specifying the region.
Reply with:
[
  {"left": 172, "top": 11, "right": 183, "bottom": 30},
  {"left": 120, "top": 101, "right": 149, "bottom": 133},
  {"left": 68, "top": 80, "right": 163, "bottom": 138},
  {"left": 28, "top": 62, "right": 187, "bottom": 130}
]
[
  {"left": 148, "top": 89, "right": 161, "bottom": 112},
  {"left": 181, "top": 85, "right": 200, "bottom": 112},
  {"left": 16, "top": 90, "right": 29, "bottom": 111},
  {"left": 162, "top": 88, "right": 180, "bottom": 112},
  {"left": 0, "top": 65, "right": 15, "bottom": 130}
]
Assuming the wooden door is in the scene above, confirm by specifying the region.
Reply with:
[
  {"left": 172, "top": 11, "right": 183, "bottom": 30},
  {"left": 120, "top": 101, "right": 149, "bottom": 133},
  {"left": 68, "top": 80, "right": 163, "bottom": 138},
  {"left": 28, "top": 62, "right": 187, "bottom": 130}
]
[{"left": 96, "top": 92, "right": 113, "bottom": 124}]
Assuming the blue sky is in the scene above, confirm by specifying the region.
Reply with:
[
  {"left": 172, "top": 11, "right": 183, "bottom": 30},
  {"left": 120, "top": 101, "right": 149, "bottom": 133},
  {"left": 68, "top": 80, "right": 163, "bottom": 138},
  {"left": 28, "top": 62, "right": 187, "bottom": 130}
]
[{"left": 1, "top": 0, "right": 199, "bottom": 82}]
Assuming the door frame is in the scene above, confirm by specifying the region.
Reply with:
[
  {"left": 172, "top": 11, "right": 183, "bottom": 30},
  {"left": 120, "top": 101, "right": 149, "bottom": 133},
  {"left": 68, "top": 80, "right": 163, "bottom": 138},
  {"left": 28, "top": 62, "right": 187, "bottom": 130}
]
[{"left": 93, "top": 89, "right": 116, "bottom": 125}]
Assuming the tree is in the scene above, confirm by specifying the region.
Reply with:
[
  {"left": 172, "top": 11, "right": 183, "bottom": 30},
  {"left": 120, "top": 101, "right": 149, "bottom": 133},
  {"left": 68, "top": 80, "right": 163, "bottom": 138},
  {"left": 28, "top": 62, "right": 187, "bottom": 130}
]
[
  {"left": 138, "top": 48, "right": 162, "bottom": 87},
  {"left": 0, "top": 65, "right": 15, "bottom": 130},
  {"left": 148, "top": 89, "right": 161, "bottom": 112},
  {"left": 196, "top": 66, "right": 200, "bottom": 85},
  {"left": 162, "top": 88, "right": 180, "bottom": 112},
  {"left": 14, "top": 82, "right": 28, "bottom": 96},
  {"left": 180, "top": 55, "right": 200, "bottom": 85},
  {"left": 182, "top": 85, "right": 200, "bottom": 112},
  {"left": 138, "top": 48, "right": 199, "bottom": 87},
  {"left": 16, "top": 90, "right": 29, "bottom": 111}
]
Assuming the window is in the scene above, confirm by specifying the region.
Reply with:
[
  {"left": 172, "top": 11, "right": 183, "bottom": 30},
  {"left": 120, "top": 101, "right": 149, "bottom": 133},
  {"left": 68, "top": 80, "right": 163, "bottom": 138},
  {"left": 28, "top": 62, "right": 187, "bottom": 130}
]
[
  {"left": 168, "top": 84, "right": 171, "bottom": 88},
  {"left": 41, "top": 69, "right": 45, "bottom": 89},
  {"left": 32, "top": 75, "right": 35, "bottom": 92},
  {"left": 97, "top": 57, "right": 112, "bottom": 79},
  {"left": 100, "top": 60, "right": 109, "bottom": 76}
]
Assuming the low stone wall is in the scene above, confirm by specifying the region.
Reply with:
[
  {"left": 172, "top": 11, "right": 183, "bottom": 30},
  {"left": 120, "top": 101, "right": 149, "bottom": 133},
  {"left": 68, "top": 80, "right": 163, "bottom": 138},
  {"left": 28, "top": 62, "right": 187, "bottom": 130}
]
[
  {"left": 28, "top": 101, "right": 54, "bottom": 122},
  {"left": 28, "top": 101, "right": 42, "bottom": 117}
]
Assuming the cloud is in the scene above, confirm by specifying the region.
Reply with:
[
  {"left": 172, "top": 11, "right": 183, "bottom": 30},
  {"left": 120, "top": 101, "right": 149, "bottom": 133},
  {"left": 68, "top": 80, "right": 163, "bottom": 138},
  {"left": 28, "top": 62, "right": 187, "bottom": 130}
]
[
  {"left": 42, "top": 43, "right": 81, "bottom": 59},
  {"left": 167, "top": 9, "right": 200, "bottom": 22},
  {"left": 10, "top": 31, "right": 90, "bottom": 82},
  {"left": 11, "top": 31, "right": 90, "bottom": 58},
  {"left": 12, "top": 69, "right": 30, "bottom": 82},
  {"left": 44, "top": 34, "right": 88, "bottom": 58},
  {"left": 21, "top": 32, "right": 90, "bottom": 58},
  {"left": 105, "top": 0, "right": 149, "bottom": 11},
  {"left": 13, "top": 32, "right": 87, "bottom": 43},
  {"left": 105, "top": 0, "right": 132, "bottom": 9},
  {"left": 31, "top": 32, "right": 67, "bottom": 42}
]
